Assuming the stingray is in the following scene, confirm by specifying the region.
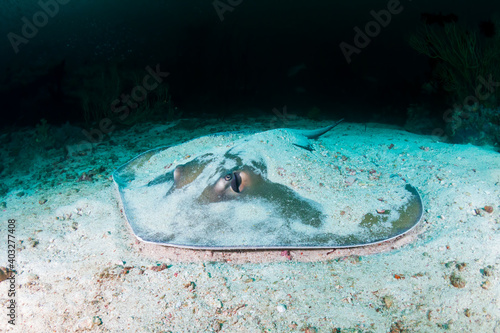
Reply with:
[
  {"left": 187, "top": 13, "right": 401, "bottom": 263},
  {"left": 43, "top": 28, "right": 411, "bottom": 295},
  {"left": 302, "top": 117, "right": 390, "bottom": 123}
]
[{"left": 113, "top": 120, "right": 423, "bottom": 249}]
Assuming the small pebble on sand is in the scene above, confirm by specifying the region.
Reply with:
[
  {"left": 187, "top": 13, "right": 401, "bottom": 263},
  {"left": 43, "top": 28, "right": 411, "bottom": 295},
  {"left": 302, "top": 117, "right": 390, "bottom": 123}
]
[
  {"left": 0, "top": 267, "right": 14, "bottom": 282},
  {"left": 277, "top": 304, "right": 287, "bottom": 313},
  {"left": 383, "top": 296, "right": 394, "bottom": 309},
  {"left": 481, "top": 280, "right": 491, "bottom": 290},
  {"left": 450, "top": 273, "right": 466, "bottom": 288},
  {"left": 481, "top": 265, "right": 494, "bottom": 277}
]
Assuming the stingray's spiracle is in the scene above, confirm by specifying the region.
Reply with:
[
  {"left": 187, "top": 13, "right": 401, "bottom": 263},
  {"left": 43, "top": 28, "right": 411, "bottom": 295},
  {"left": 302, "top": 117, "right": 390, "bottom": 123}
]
[{"left": 231, "top": 172, "right": 242, "bottom": 193}]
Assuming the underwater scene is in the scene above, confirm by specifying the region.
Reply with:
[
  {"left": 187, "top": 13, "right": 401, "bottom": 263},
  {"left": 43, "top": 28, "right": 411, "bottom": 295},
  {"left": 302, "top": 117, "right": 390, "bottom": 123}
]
[{"left": 0, "top": 0, "right": 499, "bottom": 331}]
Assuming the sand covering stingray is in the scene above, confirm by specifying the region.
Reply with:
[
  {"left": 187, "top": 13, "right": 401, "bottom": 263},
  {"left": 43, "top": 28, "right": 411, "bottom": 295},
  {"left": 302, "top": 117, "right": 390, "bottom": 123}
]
[{"left": 113, "top": 122, "right": 423, "bottom": 249}]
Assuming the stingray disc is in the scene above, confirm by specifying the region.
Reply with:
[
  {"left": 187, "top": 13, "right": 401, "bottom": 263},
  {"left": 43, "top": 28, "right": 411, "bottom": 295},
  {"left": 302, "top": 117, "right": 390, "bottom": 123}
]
[{"left": 113, "top": 129, "right": 423, "bottom": 250}]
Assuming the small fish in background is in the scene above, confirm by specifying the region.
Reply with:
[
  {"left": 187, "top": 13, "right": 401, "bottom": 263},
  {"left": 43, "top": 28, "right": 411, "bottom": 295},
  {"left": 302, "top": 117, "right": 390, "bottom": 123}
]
[
  {"left": 287, "top": 63, "right": 306, "bottom": 77},
  {"left": 479, "top": 19, "right": 496, "bottom": 38},
  {"left": 362, "top": 76, "right": 379, "bottom": 84},
  {"left": 294, "top": 86, "right": 306, "bottom": 94},
  {"left": 421, "top": 81, "right": 437, "bottom": 95},
  {"left": 420, "top": 12, "right": 458, "bottom": 26},
  {"left": 307, "top": 106, "right": 321, "bottom": 120}
]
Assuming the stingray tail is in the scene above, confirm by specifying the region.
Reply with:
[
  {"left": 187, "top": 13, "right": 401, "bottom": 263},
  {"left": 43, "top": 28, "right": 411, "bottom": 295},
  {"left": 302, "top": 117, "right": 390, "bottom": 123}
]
[{"left": 299, "top": 118, "right": 344, "bottom": 139}]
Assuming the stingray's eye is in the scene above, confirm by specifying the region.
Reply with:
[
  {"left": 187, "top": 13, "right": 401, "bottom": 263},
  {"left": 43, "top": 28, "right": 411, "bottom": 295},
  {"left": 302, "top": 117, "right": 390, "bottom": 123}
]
[{"left": 224, "top": 174, "right": 232, "bottom": 181}]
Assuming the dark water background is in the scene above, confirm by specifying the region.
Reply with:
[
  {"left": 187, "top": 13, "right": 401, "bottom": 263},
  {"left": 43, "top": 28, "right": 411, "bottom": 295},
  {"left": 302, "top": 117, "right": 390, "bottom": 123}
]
[{"left": 0, "top": 0, "right": 496, "bottom": 128}]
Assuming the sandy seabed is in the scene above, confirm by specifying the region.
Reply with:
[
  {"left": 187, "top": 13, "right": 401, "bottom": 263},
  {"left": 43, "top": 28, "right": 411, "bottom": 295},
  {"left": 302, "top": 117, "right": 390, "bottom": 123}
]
[{"left": 0, "top": 116, "right": 498, "bottom": 332}]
